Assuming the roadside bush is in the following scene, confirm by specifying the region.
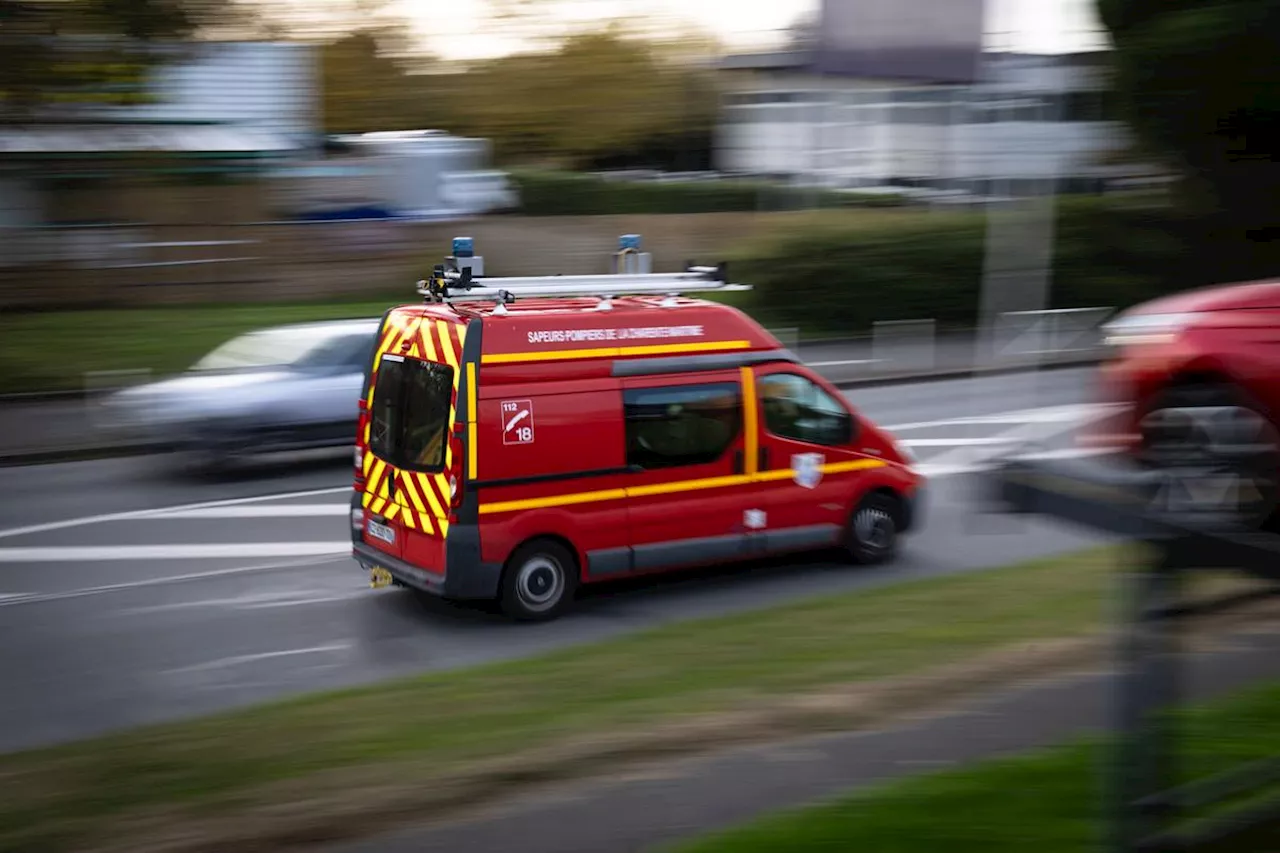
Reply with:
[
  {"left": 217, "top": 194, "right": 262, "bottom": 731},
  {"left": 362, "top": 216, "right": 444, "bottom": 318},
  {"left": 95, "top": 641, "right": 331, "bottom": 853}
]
[
  {"left": 509, "top": 170, "right": 907, "bottom": 216},
  {"left": 730, "top": 195, "right": 1280, "bottom": 334}
]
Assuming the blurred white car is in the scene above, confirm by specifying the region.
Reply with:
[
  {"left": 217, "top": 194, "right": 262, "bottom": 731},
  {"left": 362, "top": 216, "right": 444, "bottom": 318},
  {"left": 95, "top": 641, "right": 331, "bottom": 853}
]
[
  {"left": 439, "top": 170, "right": 519, "bottom": 215},
  {"left": 101, "top": 319, "right": 380, "bottom": 467}
]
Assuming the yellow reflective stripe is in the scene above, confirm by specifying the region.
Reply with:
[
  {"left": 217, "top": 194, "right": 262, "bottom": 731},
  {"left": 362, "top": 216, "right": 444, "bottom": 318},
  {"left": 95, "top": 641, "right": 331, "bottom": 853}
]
[
  {"left": 400, "top": 476, "right": 439, "bottom": 535},
  {"left": 740, "top": 367, "right": 758, "bottom": 477},
  {"left": 392, "top": 317, "right": 421, "bottom": 356},
  {"left": 477, "top": 459, "right": 889, "bottom": 515},
  {"left": 367, "top": 458, "right": 386, "bottom": 494},
  {"left": 467, "top": 362, "right": 478, "bottom": 480},
  {"left": 400, "top": 506, "right": 415, "bottom": 530},
  {"left": 414, "top": 473, "right": 447, "bottom": 521},
  {"left": 480, "top": 487, "right": 628, "bottom": 516},
  {"left": 436, "top": 320, "right": 459, "bottom": 369},
  {"left": 481, "top": 340, "right": 752, "bottom": 365},
  {"left": 400, "top": 472, "right": 428, "bottom": 514},
  {"left": 384, "top": 502, "right": 400, "bottom": 521},
  {"left": 823, "top": 459, "right": 888, "bottom": 475},
  {"left": 627, "top": 474, "right": 746, "bottom": 499},
  {"left": 421, "top": 322, "right": 440, "bottom": 362}
]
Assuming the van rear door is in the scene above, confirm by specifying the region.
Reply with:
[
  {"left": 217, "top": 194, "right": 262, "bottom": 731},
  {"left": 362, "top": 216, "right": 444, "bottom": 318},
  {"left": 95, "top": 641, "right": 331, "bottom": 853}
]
[
  {"left": 367, "top": 351, "right": 459, "bottom": 576},
  {"left": 362, "top": 353, "right": 413, "bottom": 562}
]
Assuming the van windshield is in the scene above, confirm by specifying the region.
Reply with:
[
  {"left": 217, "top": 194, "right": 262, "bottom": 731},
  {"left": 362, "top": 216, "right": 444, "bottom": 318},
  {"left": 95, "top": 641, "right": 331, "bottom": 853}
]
[{"left": 369, "top": 356, "right": 454, "bottom": 472}]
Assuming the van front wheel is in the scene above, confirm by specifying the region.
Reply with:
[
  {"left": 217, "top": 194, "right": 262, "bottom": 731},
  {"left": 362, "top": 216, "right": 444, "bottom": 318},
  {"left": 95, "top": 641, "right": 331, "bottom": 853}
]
[
  {"left": 843, "top": 493, "right": 900, "bottom": 565},
  {"left": 500, "top": 540, "right": 578, "bottom": 622}
]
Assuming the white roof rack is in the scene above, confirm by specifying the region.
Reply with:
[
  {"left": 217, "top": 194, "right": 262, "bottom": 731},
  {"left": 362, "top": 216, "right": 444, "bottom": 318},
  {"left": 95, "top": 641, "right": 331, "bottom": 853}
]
[{"left": 416, "top": 236, "right": 752, "bottom": 306}]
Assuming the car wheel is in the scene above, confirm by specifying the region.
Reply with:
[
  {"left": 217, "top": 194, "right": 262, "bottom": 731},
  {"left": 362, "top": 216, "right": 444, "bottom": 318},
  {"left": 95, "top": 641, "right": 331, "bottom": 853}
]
[
  {"left": 500, "top": 540, "right": 578, "bottom": 622},
  {"left": 844, "top": 493, "right": 900, "bottom": 565},
  {"left": 1138, "top": 381, "right": 1280, "bottom": 529}
]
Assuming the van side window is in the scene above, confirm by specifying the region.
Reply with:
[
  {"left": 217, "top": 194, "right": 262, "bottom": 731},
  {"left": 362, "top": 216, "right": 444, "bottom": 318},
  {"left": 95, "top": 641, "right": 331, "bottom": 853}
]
[
  {"left": 758, "top": 373, "right": 853, "bottom": 447},
  {"left": 624, "top": 382, "right": 742, "bottom": 470}
]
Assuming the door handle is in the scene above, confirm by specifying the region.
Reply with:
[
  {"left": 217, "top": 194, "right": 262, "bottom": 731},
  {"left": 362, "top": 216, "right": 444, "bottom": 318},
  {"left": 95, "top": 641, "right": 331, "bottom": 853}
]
[
  {"left": 733, "top": 449, "right": 744, "bottom": 475},
  {"left": 387, "top": 470, "right": 397, "bottom": 500},
  {"left": 758, "top": 447, "right": 770, "bottom": 470}
]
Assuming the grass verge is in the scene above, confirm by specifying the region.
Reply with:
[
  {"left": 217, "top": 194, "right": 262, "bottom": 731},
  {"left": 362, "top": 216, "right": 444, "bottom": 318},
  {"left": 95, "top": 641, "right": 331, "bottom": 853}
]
[
  {"left": 0, "top": 300, "right": 399, "bottom": 395},
  {"left": 671, "top": 679, "right": 1280, "bottom": 853},
  {"left": 0, "top": 548, "right": 1126, "bottom": 852}
]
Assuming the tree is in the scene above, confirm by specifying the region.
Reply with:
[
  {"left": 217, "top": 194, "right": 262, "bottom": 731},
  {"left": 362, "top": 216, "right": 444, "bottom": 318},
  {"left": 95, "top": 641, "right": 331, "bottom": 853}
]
[
  {"left": 0, "top": 0, "right": 259, "bottom": 119},
  {"left": 320, "top": 26, "right": 422, "bottom": 133},
  {"left": 1097, "top": 0, "right": 1280, "bottom": 236},
  {"left": 434, "top": 26, "right": 721, "bottom": 169}
]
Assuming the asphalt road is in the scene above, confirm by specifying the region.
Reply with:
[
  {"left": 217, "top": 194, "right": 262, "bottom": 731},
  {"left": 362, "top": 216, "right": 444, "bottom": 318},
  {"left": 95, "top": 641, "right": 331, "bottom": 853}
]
[{"left": 0, "top": 366, "right": 1123, "bottom": 753}]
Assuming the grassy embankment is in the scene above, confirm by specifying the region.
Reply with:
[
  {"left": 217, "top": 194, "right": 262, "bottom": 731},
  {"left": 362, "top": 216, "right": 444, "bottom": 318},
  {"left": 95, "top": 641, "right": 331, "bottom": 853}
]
[
  {"left": 674, "top": 679, "right": 1280, "bottom": 853},
  {"left": 0, "top": 547, "right": 1129, "bottom": 852}
]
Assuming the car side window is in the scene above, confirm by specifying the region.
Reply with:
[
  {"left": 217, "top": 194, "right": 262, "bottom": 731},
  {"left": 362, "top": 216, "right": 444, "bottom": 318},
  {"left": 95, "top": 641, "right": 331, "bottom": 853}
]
[
  {"left": 624, "top": 382, "right": 742, "bottom": 470},
  {"left": 758, "top": 373, "right": 854, "bottom": 447}
]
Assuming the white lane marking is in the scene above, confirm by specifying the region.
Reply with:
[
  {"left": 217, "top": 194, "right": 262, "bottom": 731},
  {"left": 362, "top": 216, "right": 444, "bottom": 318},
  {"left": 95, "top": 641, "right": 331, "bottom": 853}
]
[
  {"left": 156, "top": 504, "right": 350, "bottom": 519},
  {"left": 884, "top": 403, "right": 1121, "bottom": 433},
  {"left": 164, "top": 642, "right": 353, "bottom": 675},
  {"left": 0, "top": 555, "right": 349, "bottom": 608},
  {"left": 920, "top": 404, "right": 1119, "bottom": 474},
  {"left": 0, "top": 542, "right": 351, "bottom": 563},
  {"left": 0, "top": 486, "right": 350, "bottom": 541},
  {"left": 915, "top": 447, "right": 1113, "bottom": 478},
  {"left": 900, "top": 437, "right": 1014, "bottom": 447},
  {"left": 121, "top": 591, "right": 366, "bottom": 614},
  {"left": 809, "top": 358, "right": 882, "bottom": 368}
]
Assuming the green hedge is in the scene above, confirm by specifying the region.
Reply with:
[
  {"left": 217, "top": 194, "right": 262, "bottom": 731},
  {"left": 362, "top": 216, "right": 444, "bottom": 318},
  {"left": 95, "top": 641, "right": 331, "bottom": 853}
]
[
  {"left": 729, "top": 196, "right": 1280, "bottom": 333},
  {"left": 509, "top": 170, "right": 908, "bottom": 216}
]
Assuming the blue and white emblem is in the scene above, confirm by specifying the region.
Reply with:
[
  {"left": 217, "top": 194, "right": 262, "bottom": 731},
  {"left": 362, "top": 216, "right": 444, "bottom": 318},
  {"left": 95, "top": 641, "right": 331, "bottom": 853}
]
[{"left": 792, "top": 452, "right": 825, "bottom": 489}]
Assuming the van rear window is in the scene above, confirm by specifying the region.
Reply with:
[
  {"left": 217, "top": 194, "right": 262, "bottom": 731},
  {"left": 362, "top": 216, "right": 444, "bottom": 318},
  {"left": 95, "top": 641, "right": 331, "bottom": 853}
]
[{"left": 369, "top": 356, "right": 454, "bottom": 471}]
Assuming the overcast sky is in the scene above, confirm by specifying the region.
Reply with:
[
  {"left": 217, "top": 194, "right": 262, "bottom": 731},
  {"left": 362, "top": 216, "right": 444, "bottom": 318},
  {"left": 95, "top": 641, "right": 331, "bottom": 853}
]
[{"left": 399, "top": 0, "right": 1108, "bottom": 61}]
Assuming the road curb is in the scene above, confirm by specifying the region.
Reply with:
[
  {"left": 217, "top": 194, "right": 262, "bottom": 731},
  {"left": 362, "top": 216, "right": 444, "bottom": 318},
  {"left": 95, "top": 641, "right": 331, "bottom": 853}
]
[
  {"left": 0, "top": 358, "right": 1103, "bottom": 467},
  {"left": 0, "top": 442, "right": 170, "bottom": 468}
]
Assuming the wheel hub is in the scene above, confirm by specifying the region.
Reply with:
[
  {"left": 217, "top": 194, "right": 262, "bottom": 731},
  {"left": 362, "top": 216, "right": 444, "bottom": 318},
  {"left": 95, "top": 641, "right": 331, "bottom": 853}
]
[
  {"left": 516, "top": 557, "right": 564, "bottom": 611},
  {"left": 854, "top": 507, "right": 893, "bottom": 550}
]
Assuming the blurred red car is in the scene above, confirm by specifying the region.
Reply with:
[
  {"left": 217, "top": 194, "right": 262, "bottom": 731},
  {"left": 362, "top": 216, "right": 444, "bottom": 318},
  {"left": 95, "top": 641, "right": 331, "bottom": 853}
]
[{"left": 1089, "top": 278, "right": 1280, "bottom": 527}]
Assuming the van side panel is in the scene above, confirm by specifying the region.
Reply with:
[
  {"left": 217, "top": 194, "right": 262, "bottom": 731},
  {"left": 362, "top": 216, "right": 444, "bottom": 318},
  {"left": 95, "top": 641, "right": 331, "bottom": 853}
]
[{"left": 474, "top": 380, "right": 631, "bottom": 578}]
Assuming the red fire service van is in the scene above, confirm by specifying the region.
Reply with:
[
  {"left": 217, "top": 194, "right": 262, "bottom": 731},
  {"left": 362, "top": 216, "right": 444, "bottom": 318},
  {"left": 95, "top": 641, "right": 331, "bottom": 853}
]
[{"left": 349, "top": 236, "right": 925, "bottom": 620}]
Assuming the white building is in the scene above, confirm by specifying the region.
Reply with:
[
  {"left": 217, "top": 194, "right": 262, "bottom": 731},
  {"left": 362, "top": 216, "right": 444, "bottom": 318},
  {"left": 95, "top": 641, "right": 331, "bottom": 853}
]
[
  {"left": 0, "top": 41, "right": 318, "bottom": 228},
  {"left": 715, "top": 49, "right": 1136, "bottom": 195}
]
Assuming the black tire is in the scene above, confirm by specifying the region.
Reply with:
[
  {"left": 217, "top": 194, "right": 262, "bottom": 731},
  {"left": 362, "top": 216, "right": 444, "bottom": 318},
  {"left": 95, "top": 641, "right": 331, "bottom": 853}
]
[
  {"left": 1138, "top": 381, "right": 1280, "bottom": 529},
  {"left": 844, "top": 492, "right": 900, "bottom": 565},
  {"left": 499, "top": 539, "right": 578, "bottom": 622}
]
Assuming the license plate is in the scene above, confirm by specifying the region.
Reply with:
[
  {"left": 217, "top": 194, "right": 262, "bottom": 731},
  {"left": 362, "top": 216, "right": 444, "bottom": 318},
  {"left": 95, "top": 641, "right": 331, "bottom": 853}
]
[
  {"left": 369, "top": 566, "right": 394, "bottom": 589},
  {"left": 366, "top": 519, "right": 396, "bottom": 546}
]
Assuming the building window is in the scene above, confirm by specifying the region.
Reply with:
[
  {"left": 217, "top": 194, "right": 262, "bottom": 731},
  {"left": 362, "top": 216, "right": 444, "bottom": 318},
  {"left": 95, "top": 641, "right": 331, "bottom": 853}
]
[
  {"left": 758, "top": 373, "right": 853, "bottom": 446},
  {"left": 624, "top": 383, "right": 742, "bottom": 470}
]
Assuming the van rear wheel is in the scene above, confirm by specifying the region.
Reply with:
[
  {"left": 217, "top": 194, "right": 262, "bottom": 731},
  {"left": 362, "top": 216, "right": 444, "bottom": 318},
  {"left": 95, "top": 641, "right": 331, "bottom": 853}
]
[{"left": 500, "top": 540, "right": 578, "bottom": 622}]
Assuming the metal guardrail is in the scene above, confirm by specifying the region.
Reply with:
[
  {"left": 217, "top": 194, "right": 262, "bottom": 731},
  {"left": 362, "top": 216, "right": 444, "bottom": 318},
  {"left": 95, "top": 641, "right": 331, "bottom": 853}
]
[
  {"left": 766, "top": 307, "right": 1113, "bottom": 380},
  {"left": 994, "top": 306, "right": 1115, "bottom": 358}
]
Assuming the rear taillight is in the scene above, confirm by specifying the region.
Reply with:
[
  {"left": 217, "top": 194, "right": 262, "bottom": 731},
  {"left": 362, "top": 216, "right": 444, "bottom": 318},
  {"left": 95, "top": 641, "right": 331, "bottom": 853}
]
[
  {"left": 354, "top": 445, "right": 364, "bottom": 471},
  {"left": 449, "top": 474, "right": 462, "bottom": 509}
]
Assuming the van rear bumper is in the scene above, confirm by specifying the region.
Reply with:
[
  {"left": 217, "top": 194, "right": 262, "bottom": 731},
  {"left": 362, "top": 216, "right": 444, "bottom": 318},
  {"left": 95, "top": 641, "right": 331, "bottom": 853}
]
[{"left": 352, "top": 538, "right": 503, "bottom": 601}]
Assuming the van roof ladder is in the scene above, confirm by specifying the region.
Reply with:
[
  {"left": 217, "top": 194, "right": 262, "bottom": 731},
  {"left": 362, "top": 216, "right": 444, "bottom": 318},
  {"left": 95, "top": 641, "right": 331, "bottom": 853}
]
[{"left": 416, "top": 235, "right": 752, "bottom": 307}]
